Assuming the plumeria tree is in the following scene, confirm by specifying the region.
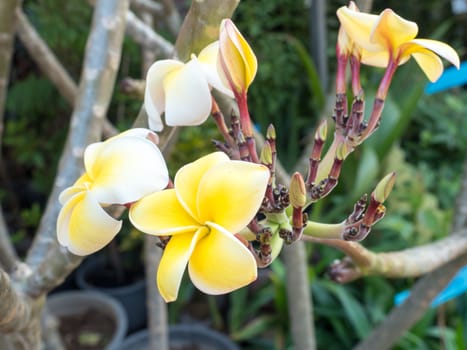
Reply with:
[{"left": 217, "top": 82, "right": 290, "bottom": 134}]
[{"left": 0, "top": 1, "right": 465, "bottom": 349}]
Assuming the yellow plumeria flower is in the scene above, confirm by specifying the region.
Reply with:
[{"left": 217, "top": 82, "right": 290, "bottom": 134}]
[
  {"left": 144, "top": 42, "right": 232, "bottom": 131},
  {"left": 336, "top": 1, "right": 359, "bottom": 57},
  {"left": 336, "top": 6, "right": 460, "bottom": 81},
  {"left": 57, "top": 129, "right": 169, "bottom": 255},
  {"left": 218, "top": 18, "right": 258, "bottom": 95},
  {"left": 129, "top": 152, "right": 269, "bottom": 302}
]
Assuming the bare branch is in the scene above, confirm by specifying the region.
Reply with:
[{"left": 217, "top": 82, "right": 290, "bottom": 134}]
[
  {"left": 0, "top": 208, "right": 17, "bottom": 272},
  {"left": 354, "top": 158, "right": 467, "bottom": 349},
  {"left": 0, "top": 0, "right": 21, "bottom": 138},
  {"left": 354, "top": 252, "right": 467, "bottom": 350},
  {"left": 158, "top": 0, "right": 182, "bottom": 36},
  {"left": 126, "top": 10, "right": 174, "bottom": 58},
  {"left": 15, "top": 9, "right": 76, "bottom": 106},
  {"left": 305, "top": 229, "right": 467, "bottom": 281},
  {"left": 16, "top": 9, "right": 118, "bottom": 137},
  {"left": 145, "top": 236, "right": 169, "bottom": 350},
  {"left": 0, "top": 0, "right": 21, "bottom": 272},
  {"left": 131, "top": 0, "right": 164, "bottom": 16},
  {"left": 0, "top": 268, "right": 32, "bottom": 334},
  {"left": 24, "top": 0, "right": 130, "bottom": 295}
]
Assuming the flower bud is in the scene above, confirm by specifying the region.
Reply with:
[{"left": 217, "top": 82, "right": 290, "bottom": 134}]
[
  {"left": 218, "top": 19, "right": 258, "bottom": 95},
  {"left": 289, "top": 172, "right": 307, "bottom": 208},
  {"left": 372, "top": 172, "right": 396, "bottom": 203},
  {"left": 260, "top": 142, "right": 273, "bottom": 166}
]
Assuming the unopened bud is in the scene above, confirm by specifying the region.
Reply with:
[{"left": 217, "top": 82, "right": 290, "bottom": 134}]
[
  {"left": 260, "top": 142, "right": 273, "bottom": 165},
  {"left": 266, "top": 124, "right": 276, "bottom": 140},
  {"left": 315, "top": 119, "right": 328, "bottom": 142},
  {"left": 289, "top": 172, "right": 307, "bottom": 208},
  {"left": 372, "top": 172, "right": 396, "bottom": 203},
  {"left": 336, "top": 142, "right": 348, "bottom": 161}
]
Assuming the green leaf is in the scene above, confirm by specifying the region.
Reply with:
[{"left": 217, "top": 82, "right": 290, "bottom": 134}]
[
  {"left": 231, "top": 315, "right": 277, "bottom": 341},
  {"left": 318, "top": 280, "right": 372, "bottom": 339}
]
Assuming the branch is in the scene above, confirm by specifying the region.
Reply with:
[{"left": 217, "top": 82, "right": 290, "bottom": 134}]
[
  {"left": 15, "top": 9, "right": 118, "bottom": 136},
  {"left": 0, "top": 0, "right": 20, "bottom": 139},
  {"left": 253, "top": 124, "right": 317, "bottom": 350},
  {"left": 145, "top": 236, "right": 168, "bottom": 350},
  {"left": 0, "top": 0, "right": 21, "bottom": 272},
  {"left": 0, "top": 268, "right": 32, "bottom": 334},
  {"left": 354, "top": 252, "right": 467, "bottom": 350},
  {"left": 158, "top": 0, "right": 182, "bottom": 37},
  {"left": 354, "top": 157, "right": 467, "bottom": 349},
  {"left": 304, "top": 229, "right": 467, "bottom": 282},
  {"left": 24, "top": 0, "right": 130, "bottom": 295},
  {"left": 15, "top": 9, "right": 76, "bottom": 106},
  {"left": 130, "top": 0, "right": 163, "bottom": 16},
  {"left": 0, "top": 208, "right": 17, "bottom": 272},
  {"left": 126, "top": 10, "right": 174, "bottom": 58}
]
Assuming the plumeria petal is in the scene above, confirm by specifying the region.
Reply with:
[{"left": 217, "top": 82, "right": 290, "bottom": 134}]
[
  {"left": 145, "top": 60, "right": 184, "bottom": 131},
  {"left": 164, "top": 58, "right": 212, "bottom": 127},
  {"left": 336, "top": 7, "right": 382, "bottom": 52},
  {"left": 197, "top": 41, "right": 234, "bottom": 98},
  {"left": 157, "top": 228, "right": 208, "bottom": 302},
  {"left": 196, "top": 160, "right": 269, "bottom": 233},
  {"left": 85, "top": 136, "right": 168, "bottom": 205},
  {"left": 411, "top": 49, "right": 444, "bottom": 82},
  {"left": 188, "top": 221, "right": 257, "bottom": 295},
  {"left": 84, "top": 128, "right": 158, "bottom": 174},
  {"left": 129, "top": 189, "right": 200, "bottom": 235},
  {"left": 59, "top": 173, "right": 91, "bottom": 204},
  {"left": 371, "top": 9, "right": 418, "bottom": 51},
  {"left": 407, "top": 39, "right": 460, "bottom": 69},
  {"left": 57, "top": 190, "right": 122, "bottom": 256},
  {"left": 174, "top": 152, "right": 230, "bottom": 220}
]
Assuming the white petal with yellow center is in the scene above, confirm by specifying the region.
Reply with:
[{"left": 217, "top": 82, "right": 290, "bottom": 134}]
[
  {"left": 163, "top": 59, "right": 212, "bottom": 127},
  {"left": 145, "top": 60, "right": 184, "bottom": 131},
  {"left": 85, "top": 136, "right": 168, "bottom": 205},
  {"left": 57, "top": 190, "right": 122, "bottom": 256},
  {"left": 188, "top": 221, "right": 257, "bottom": 295}
]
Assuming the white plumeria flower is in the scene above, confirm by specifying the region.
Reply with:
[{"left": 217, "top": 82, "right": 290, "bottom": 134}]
[
  {"left": 57, "top": 128, "right": 169, "bottom": 256},
  {"left": 144, "top": 41, "right": 233, "bottom": 131}
]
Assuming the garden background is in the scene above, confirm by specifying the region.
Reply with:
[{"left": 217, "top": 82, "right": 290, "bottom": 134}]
[{"left": 1, "top": 0, "right": 467, "bottom": 349}]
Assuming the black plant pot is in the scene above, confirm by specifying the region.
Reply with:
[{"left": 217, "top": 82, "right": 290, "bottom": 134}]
[
  {"left": 46, "top": 290, "right": 128, "bottom": 350},
  {"left": 119, "top": 324, "right": 240, "bottom": 350},
  {"left": 75, "top": 255, "right": 147, "bottom": 333}
]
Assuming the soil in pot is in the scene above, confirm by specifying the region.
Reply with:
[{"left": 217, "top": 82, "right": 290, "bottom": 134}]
[{"left": 58, "top": 307, "right": 116, "bottom": 350}]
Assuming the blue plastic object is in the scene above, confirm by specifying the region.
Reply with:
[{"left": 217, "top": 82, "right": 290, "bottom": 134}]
[
  {"left": 394, "top": 266, "right": 467, "bottom": 307},
  {"left": 425, "top": 61, "right": 467, "bottom": 94}
]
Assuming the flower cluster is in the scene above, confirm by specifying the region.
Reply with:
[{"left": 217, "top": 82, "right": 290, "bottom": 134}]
[{"left": 57, "top": 5, "right": 459, "bottom": 302}]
